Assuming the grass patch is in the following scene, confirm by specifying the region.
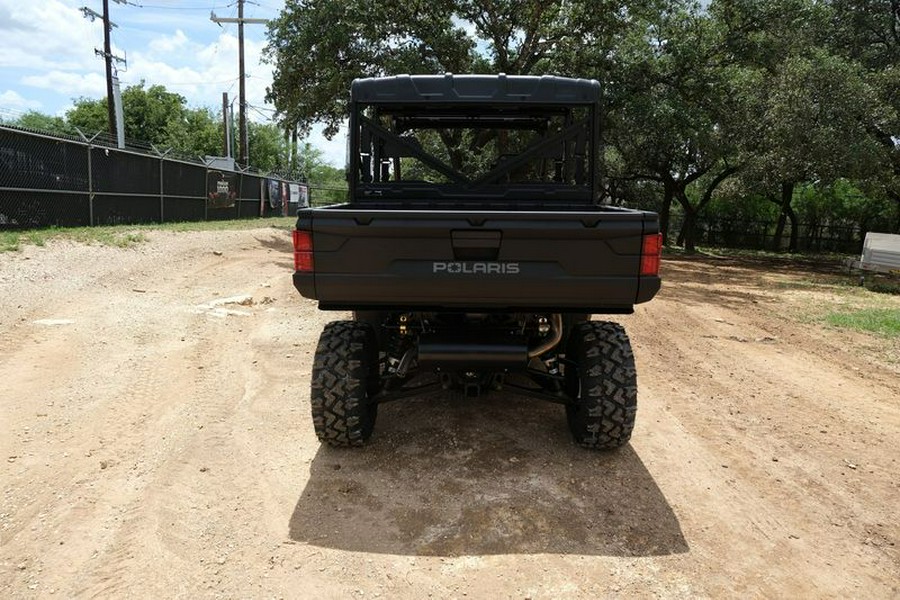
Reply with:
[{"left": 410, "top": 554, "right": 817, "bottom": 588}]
[
  {"left": 826, "top": 309, "right": 900, "bottom": 337},
  {"left": 0, "top": 217, "right": 295, "bottom": 252},
  {"left": 0, "top": 230, "right": 21, "bottom": 252},
  {"left": 772, "top": 277, "right": 857, "bottom": 291},
  {"left": 865, "top": 278, "right": 900, "bottom": 296}
]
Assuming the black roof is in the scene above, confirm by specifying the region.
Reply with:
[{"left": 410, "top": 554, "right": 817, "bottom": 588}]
[{"left": 351, "top": 74, "right": 600, "bottom": 105}]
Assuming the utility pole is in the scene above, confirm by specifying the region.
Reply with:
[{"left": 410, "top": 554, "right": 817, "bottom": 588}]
[
  {"left": 222, "top": 92, "right": 232, "bottom": 158},
  {"left": 238, "top": 0, "right": 246, "bottom": 166},
  {"left": 82, "top": 1, "right": 126, "bottom": 140},
  {"left": 210, "top": 2, "right": 267, "bottom": 167},
  {"left": 101, "top": 0, "right": 115, "bottom": 137}
]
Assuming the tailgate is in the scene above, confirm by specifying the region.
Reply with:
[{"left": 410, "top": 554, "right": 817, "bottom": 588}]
[{"left": 294, "top": 207, "right": 660, "bottom": 312}]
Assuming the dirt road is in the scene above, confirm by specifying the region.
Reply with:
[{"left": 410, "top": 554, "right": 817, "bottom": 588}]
[{"left": 1, "top": 226, "right": 898, "bottom": 598}]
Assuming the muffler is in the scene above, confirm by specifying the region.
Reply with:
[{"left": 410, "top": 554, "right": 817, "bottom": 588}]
[{"left": 417, "top": 335, "right": 528, "bottom": 369}]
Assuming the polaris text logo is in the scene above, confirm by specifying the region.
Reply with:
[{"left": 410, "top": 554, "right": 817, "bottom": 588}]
[{"left": 433, "top": 262, "right": 520, "bottom": 275}]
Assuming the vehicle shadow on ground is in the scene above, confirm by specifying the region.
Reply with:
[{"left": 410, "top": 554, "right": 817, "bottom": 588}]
[
  {"left": 288, "top": 392, "right": 688, "bottom": 557},
  {"left": 659, "top": 258, "right": 779, "bottom": 309},
  {"left": 253, "top": 232, "right": 294, "bottom": 271}
]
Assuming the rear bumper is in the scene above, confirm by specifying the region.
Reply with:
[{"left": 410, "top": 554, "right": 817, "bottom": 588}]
[{"left": 293, "top": 271, "right": 660, "bottom": 313}]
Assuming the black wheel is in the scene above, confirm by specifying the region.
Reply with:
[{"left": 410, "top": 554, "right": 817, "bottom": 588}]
[
  {"left": 353, "top": 310, "right": 389, "bottom": 348},
  {"left": 352, "top": 311, "right": 386, "bottom": 395},
  {"left": 564, "top": 321, "right": 637, "bottom": 449},
  {"left": 560, "top": 313, "right": 591, "bottom": 348},
  {"left": 311, "top": 321, "right": 379, "bottom": 446}
]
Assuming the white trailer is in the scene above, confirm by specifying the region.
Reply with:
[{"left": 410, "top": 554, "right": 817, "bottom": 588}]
[{"left": 846, "top": 232, "right": 900, "bottom": 279}]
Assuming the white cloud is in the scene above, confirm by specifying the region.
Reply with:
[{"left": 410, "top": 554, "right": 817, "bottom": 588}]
[
  {"left": 148, "top": 29, "right": 189, "bottom": 55},
  {"left": 0, "top": 0, "right": 278, "bottom": 116},
  {"left": 120, "top": 32, "right": 273, "bottom": 114},
  {"left": 20, "top": 71, "right": 107, "bottom": 99},
  {"left": 0, "top": 1, "right": 100, "bottom": 72},
  {"left": 0, "top": 90, "right": 42, "bottom": 111},
  {"left": 0, "top": 1, "right": 355, "bottom": 166}
]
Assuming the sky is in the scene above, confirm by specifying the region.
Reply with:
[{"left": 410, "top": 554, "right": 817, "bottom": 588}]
[{"left": 0, "top": 0, "right": 348, "bottom": 165}]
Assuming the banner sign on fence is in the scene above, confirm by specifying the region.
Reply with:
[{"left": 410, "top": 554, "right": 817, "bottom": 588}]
[
  {"left": 287, "top": 183, "right": 309, "bottom": 216},
  {"left": 267, "top": 178, "right": 282, "bottom": 209},
  {"left": 298, "top": 184, "right": 309, "bottom": 206},
  {"left": 207, "top": 170, "right": 237, "bottom": 208}
]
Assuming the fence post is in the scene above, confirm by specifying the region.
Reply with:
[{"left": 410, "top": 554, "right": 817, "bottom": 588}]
[
  {"left": 76, "top": 128, "right": 101, "bottom": 226},
  {"left": 152, "top": 145, "right": 171, "bottom": 223},
  {"left": 203, "top": 157, "right": 211, "bottom": 221},
  {"left": 237, "top": 167, "right": 243, "bottom": 219}
]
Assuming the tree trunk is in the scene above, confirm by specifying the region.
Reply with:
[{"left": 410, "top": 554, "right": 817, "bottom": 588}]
[
  {"left": 674, "top": 165, "right": 738, "bottom": 253},
  {"left": 772, "top": 181, "right": 796, "bottom": 252},
  {"left": 680, "top": 207, "right": 698, "bottom": 253},
  {"left": 660, "top": 178, "right": 674, "bottom": 246},
  {"left": 890, "top": 190, "right": 900, "bottom": 234},
  {"left": 284, "top": 127, "right": 291, "bottom": 170},
  {"left": 438, "top": 130, "right": 464, "bottom": 171},
  {"left": 773, "top": 211, "right": 787, "bottom": 252},
  {"left": 786, "top": 204, "right": 799, "bottom": 252},
  {"left": 291, "top": 126, "right": 299, "bottom": 176},
  {"left": 782, "top": 181, "right": 798, "bottom": 252},
  {"left": 672, "top": 183, "right": 696, "bottom": 253}
]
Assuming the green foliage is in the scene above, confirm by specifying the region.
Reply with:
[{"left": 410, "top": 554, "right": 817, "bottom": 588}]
[
  {"left": 794, "top": 180, "right": 895, "bottom": 231},
  {"left": 65, "top": 97, "right": 109, "bottom": 135},
  {"left": 68, "top": 81, "right": 200, "bottom": 149},
  {"left": 248, "top": 122, "right": 288, "bottom": 172},
  {"left": 263, "top": 0, "right": 650, "bottom": 137},
  {"left": 296, "top": 142, "right": 344, "bottom": 186},
  {"left": 122, "top": 82, "right": 187, "bottom": 144},
  {"left": 707, "top": 186, "right": 780, "bottom": 223},
  {"left": 825, "top": 1, "right": 900, "bottom": 214},
  {"left": 261, "top": 0, "right": 898, "bottom": 245},
  {"left": 292, "top": 142, "right": 348, "bottom": 204},
  {"left": 163, "top": 107, "right": 223, "bottom": 159},
  {"left": 20, "top": 81, "right": 299, "bottom": 174},
  {"left": 265, "top": 0, "right": 477, "bottom": 137},
  {"left": 9, "top": 111, "right": 75, "bottom": 136},
  {"left": 757, "top": 50, "right": 887, "bottom": 188}
]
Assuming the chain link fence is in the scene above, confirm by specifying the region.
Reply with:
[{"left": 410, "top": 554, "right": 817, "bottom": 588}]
[
  {"left": 0, "top": 124, "right": 309, "bottom": 229},
  {"left": 676, "top": 217, "right": 864, "bottom": 254}
]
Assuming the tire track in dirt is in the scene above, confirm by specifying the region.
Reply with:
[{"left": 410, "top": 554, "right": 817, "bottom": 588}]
[
  {"left": 625, "top": 260, "right": 899, "bottom": 596},
  {"left": 1, "top": 229, "right": 296, "bottom": 596},
  {"left": 70, "top": 245, "right": 299, "bottom": 598}
]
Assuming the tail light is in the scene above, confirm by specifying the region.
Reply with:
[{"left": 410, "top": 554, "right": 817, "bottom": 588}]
[
  {"left": 640, "top": 233, "right": 662, "bottom": 276},
  {"left": 292, "top": 229, "right": 314, "bottom": 272}
]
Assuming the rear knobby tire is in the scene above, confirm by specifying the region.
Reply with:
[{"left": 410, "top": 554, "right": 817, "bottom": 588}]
[
  {"left": 565, "top": 321, "right": 637, "bottom": 450},
  {"left": 311, "top": 321, "right": 378, "bottom": 446}
]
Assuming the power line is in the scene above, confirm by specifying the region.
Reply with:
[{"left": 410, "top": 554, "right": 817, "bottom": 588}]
[
  {"left": 134, "top": 2, "right": 237, "bottom": 9},
  {"left": 119, "top": 76, "right": 240, "bottom": 87},
  {"left": 247, "top": 104, "right": 275, "bottom": 122},
  {"left": 246, "top": 102, "right": 275, "bottom": 113}
]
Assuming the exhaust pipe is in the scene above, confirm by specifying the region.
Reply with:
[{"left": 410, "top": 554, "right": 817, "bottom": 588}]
[
  {"left": 417, "top": 337, "right": 528, "bottom": 368},
  {"left": 416, "top": 314, "right": 564, "bottom": 369},
  {"left": 527, "top": 314, "right": 563, "bottom": 358}
]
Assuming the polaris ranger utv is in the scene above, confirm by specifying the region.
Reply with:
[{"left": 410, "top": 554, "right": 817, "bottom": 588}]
[{"left": 292, "top": 74, "right": 661, "bottom": 449}]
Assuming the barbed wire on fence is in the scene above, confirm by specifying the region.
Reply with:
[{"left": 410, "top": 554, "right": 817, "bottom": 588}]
[{"left": 0, "top": 123, "right": 308, "bottom": 229}]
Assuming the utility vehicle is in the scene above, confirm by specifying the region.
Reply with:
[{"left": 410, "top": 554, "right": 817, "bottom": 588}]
[{"left": 292, "top": 74, "right": 661, "bottom": 449}]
